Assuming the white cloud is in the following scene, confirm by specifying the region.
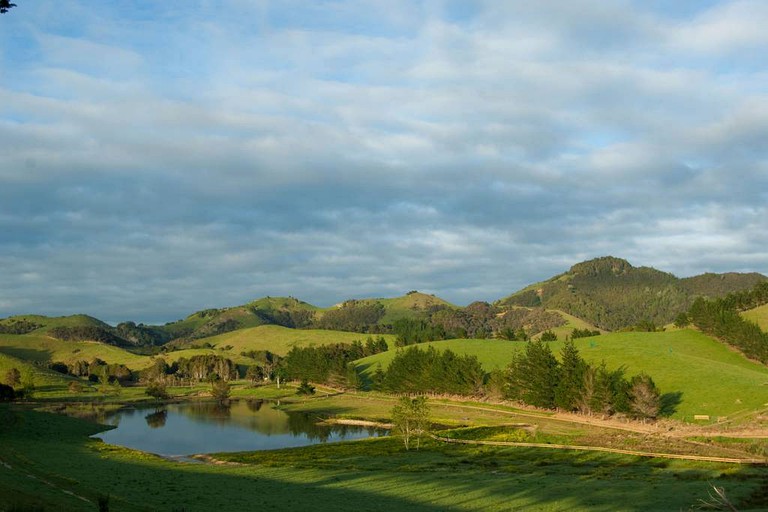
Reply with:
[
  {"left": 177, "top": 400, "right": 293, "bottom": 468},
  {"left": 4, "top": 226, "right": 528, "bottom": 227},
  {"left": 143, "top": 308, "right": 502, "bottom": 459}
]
[{"left": 0, "top": 1, "right": 766, "bottom": 321}]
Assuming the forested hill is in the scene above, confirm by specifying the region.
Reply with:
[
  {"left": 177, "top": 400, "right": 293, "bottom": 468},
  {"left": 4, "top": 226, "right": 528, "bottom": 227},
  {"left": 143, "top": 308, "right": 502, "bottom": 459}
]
[{"left": 497, "top": 256, "right": 766, "bottom": 331}]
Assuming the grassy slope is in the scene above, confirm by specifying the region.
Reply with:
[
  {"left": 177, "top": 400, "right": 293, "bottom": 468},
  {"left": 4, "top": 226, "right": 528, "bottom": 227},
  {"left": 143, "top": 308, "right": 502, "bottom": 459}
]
[
  {"left": 2, "top": 406, "right": 766, "bottom": 512},
  {"left": 356, "top": 330, "right": 768, "bottom": 420},
  {"left": 201, "top": 324, "right": 396, "bottom": 356},
  {"left": 742, "top": 303, "right": 768, "bottom": 331},
  {"left": 0, "top": 333, "right": 150, "bottom": 369},
  {"left": 0, "top": 326, "right": 396, "bottom": 373},
  {"left": 0, "top": 352, "right": 73, "bottom": 389},
  {"left": 535, "top": 308, "right": 602, "bottom": 340}
]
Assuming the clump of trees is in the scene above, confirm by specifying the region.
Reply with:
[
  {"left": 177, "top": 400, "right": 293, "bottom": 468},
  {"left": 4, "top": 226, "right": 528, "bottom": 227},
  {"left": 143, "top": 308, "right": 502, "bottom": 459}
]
[
  {"left": 283, "top": 339, "right": 386, "bottom": 389},
  {"left": 48, "top": 326, "right": 124, "bottom": 345},
  {"left": 65, "top": 359, "right": 134, "bottom": 384},
  {"left": 0, "top": 319, "right": 41, "bottom": 334},
  {"left": 383, "top": 346, "right": 484, "bottom": 395},
  {"left": 505, "top": 340, "right": 662, "bottom": 420},
  {"left": 570, "top": 328, "right": 601, "bottom": 339},
  {"left": 688, "top": 283, "right": 768, "bottom": 364},
  {"left": 315, "top": 300, "right": 386, "bottom": 332},
  {"left": 392, "top": 303, "right": 565, "bottom": 345},
  {"left": 138, "top": 355, "right": 238, "bottom": 386}
]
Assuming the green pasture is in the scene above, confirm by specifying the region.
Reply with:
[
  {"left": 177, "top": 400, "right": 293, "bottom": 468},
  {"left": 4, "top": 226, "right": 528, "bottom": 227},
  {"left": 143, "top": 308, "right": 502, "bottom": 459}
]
[
  {"left": 201, "top": 324, "right": 395, "bottom": 356},
  {"left": 2, "top": 405, "right": 767, "bottom": 512},
  {"left": 0, "top": 333, "right": 150, "bottom": 369},
  {"left": 356, "top": 330, "right": 768, "bottom": 421}
]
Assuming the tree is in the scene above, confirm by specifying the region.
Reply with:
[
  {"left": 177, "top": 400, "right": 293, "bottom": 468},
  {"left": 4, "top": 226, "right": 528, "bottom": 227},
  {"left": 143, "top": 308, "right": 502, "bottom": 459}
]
[
  {"left": 296, "top": 379, "right": 315, "bottom": 396},
  {"left": 211, "top": 379, "right": 231, "bottom": 404},
  {"left": 629, "top": 373, "right": 661, "bottom": 421},
  {"left": 390, "top": 396, "right": 430, "bottom": 450},
  {"left": 145, "top": 382, "right": 170, "bottom": 400},
  {"left": 370, "top": 363, "right": 385, "bottom": 391},
  {"left": 245, "top": 365, "right": 264, "bottom": 385},
  {"left": 554, "top": 339, "right": 586, "bottom": 411},
  {"left": 345, "top": 363, "right": 362, "bottom": 391},
  {"left": 506, "top": 340, "right": 559, "bottom": 408},
  {"left": 4, "top": 367, "right": 20, "bottom": 387}
]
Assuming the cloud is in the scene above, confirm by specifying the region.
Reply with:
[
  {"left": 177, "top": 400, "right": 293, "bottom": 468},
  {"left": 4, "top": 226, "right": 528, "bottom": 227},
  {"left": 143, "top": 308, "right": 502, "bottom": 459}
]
[{"left": 0, "top": 1, "right": 766, "bottom": 322}]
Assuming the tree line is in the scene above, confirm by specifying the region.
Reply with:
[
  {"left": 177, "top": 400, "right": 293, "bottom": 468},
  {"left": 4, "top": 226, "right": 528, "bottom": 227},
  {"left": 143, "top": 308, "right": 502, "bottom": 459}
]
[
  {"left": 686, "top": 282, "right": 768, "bottom": 364},
  {"left": 503, "top": 339, "right": 663, "bottom": 420},
  {"left": 283, "top": 337, "right": 388, "bottom": 389}
]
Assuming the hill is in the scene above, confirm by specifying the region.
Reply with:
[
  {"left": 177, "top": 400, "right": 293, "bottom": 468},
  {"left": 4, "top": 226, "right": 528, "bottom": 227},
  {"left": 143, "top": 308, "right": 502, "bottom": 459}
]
[
  {"left": 172, "top": 324, "right": 395, "bottom": 357},
  {"left": 355, "top": 330, "right": 768, "bottom": 420},
  {"left": 497, "top": 256, "right": 766, "bottom": 331},
  {"left": 155, "top": 296, "right": 320, "bottom": 342}
]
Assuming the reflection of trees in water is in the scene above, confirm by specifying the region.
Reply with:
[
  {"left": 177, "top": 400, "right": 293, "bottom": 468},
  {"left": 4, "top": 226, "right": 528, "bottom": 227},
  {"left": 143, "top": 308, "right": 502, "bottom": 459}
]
[
  {"left": 284, "top": 412, "right": 387, "bottom": 442},
  {"left": 145, "top": 409, "right": 167, "bottom": 429},
  {"left": 286, "top": 412, "right": 331, "bottom": 442},
  {"left": 246, "top": 399, "right": 264, "bottom": 412},
  {"left": 183, "top": 401, "right": 232, "bottom": 423}
]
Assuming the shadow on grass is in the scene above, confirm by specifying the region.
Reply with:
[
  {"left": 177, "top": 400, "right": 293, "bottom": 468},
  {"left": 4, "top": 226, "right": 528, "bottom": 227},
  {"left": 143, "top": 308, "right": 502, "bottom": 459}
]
[
  {"left": 2, "top": 406, "right": 766, "bottom": 512},
  {"left": 0, "top": 346, "right": 53, "bottom": 363},
  {"left": 660, "top": 391, "right": 684, "bottom": 417}
]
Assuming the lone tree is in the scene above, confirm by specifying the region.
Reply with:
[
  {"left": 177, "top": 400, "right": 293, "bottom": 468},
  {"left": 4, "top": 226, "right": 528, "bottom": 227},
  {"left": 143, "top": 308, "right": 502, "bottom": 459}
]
[
  {"left": 211, "top": 379, "right": 231, "bottom": 404},
  {"left": 629, "top": 373, "right": 661, "bottom": 421},
  {"left": 296, "top": 379, "right": 315, "bottom": 396},
  {"left": 391, "top": 396, "right": 430, "bottom": 450}
]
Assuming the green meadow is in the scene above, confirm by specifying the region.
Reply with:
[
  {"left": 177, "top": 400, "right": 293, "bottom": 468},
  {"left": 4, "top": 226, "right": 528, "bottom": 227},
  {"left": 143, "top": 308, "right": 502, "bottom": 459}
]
[
  {"left": 356, "top": 330, "right": 768, "bottom": 421},
  {"left": 200, "top": 324, "right": 395, "bottom": 356},
  {"left": 2, "top": 402, "right": 767, "bottom": 512}
]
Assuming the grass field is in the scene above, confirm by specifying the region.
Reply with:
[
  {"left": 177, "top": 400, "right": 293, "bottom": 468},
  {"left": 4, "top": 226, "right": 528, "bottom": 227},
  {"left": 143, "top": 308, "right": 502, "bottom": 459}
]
[
  {"left": 2, "top": 403, "right": 767, "bottom": 512},
  {"left": 0, "top": 333, "right": 151, "bottom": 369},
  {"left": 743, "top": 304, "right": 768, "bottom": 331},
  {"left": 193, "top": 324, "right": 396, "bottom": 356},
  {"left": 356, "top": 330, "right": 768, "bottom": 421}
]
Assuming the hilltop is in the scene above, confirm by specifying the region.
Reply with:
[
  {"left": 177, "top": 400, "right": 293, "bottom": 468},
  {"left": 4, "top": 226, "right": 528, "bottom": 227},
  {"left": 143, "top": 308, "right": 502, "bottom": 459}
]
[{"left": 497, "top": 256, "right": 765, "bottom": 330}]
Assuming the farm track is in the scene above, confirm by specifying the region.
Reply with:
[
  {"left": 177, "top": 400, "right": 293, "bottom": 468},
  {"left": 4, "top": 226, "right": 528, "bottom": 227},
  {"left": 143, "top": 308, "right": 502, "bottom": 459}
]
[{"left": 429, "top": 434, "right": 768, "bottom": 465}]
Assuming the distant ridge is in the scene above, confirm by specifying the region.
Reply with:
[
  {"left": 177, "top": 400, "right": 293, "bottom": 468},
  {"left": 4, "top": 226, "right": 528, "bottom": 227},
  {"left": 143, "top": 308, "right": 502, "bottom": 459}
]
[
  {"left": 497, "top": 256, "right": 766, "bottom": 331},
  {"left": 1, "top": 257, "right": 765, "bottom": 342}
]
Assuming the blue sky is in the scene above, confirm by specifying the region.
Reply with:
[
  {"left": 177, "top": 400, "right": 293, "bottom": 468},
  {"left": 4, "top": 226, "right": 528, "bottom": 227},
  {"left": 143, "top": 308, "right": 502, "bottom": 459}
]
[{"left": 1, "top": 1, "right": 767, "bottom": 323}]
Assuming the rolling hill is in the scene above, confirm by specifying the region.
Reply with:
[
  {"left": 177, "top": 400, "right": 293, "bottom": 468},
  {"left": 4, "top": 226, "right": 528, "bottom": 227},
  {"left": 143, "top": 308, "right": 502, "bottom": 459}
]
[
  {"left": 355, "top": 329, "right": 768, "bottom": 420},
  {"left": 497, "top": 256, "right": 766, "bottom": 331}
]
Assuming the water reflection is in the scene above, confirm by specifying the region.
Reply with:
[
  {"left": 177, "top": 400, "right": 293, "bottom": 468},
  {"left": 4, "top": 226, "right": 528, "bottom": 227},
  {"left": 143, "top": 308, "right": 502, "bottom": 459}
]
[
  {"left": 94, "top": 400, "right": 386, "bottom": 456},
  {"left": 144, "top": 409, "right": 167, "bottom": 429}
]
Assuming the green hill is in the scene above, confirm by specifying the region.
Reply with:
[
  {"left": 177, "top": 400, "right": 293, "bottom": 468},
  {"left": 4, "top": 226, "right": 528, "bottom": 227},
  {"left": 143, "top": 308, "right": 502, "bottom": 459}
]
[
  {"left": 498, "top": 256, "right": 766, "bottom": 331},
  {"left": 0, "top": 333, "right": 151, "bottom": 370},
  {"left": 180, "top": 324, "right": 395, "bottom": 357},
  {"left": 0, "top": 352, "right": 74, "bottom": 389},
  {"left": 0, "top": 314, "right": 110, "bottom": 334},
  {"left": 355, "top": 330, "right": 768, "bottom": 421},
  {"left": 158, "top": 296, "right": 321, "bottom": 342}
]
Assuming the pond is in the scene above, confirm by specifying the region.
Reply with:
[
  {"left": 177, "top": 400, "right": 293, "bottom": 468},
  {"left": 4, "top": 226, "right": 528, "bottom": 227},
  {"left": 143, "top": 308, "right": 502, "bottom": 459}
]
[{"left": 93, "top": 400, "right": 387, "bottom": 457}]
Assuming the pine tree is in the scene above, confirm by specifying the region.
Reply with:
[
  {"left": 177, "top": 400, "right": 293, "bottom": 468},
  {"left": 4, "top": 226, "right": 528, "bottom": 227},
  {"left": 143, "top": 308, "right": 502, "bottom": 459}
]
[{"left": 554, "top": 339, "right": 586, "bottom": 411}]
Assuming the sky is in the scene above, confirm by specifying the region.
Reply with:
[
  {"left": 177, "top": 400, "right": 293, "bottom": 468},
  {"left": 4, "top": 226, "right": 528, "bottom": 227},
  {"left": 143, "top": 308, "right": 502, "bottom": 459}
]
[{"left": 1, "top": 1, "right": 767, "bottom": 324}]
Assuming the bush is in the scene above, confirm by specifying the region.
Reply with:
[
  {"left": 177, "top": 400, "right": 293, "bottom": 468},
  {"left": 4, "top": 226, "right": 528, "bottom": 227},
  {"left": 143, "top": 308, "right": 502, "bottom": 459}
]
[
  {"left": 296, "top": 379, "right": 315, "bottom": 395},
  {"left": 145, "top": 382, "right": 170, "bottom": 400}
]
